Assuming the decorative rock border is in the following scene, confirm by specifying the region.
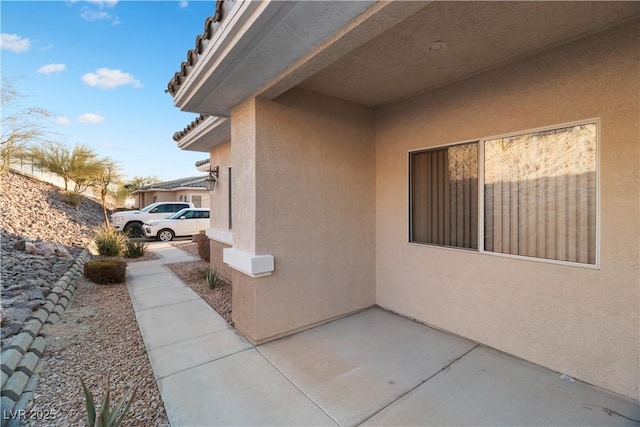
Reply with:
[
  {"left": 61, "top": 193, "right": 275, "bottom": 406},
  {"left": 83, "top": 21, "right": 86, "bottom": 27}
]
[{"left": 1, "top": 249, "right": 91, "bottom": 427}]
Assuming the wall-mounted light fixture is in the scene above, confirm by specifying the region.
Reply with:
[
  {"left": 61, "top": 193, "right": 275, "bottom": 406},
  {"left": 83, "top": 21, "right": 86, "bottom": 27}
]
[{"left": 204, "top": 165, "right": 219, "bottom": 191}]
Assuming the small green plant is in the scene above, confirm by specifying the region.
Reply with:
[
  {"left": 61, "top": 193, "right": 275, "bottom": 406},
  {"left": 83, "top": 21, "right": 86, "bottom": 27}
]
[
  {"left": 206, "top": 266, "right": 219, "bottom": 289},
  {"left": 94, "top": 225, "right": 127, "bottom": 257},
  {"left": 84, "top": 259, "right": 126, "bottom": 284},
  {"left": 123, "top": 240, "right": 146, "bottom": 259},
  {"left": 62, "top": 191, "right": 84, "bottom": 206},
  {"left": 80, "top": 376, "right": 137, "bottom": 427}
]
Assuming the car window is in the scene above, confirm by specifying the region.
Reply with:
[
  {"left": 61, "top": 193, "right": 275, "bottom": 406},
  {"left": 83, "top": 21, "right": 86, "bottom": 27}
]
[
  {"left": 155, "top": 204, "right": 173, "bottom": 213},
  {"left": 182, "top": 210, "right": 197, "bottom": 219},
  {"left": 174, "top": 203, "right": 189, "bottom": 212},
  {"left": 190, "top": 211, "right": 209, "bottom": 219}
]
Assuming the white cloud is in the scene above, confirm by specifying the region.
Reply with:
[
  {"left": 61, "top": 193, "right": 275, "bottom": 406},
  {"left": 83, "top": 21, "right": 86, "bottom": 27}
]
[
  {"left": 37, "top": 63, "right": 67, "bottom": 75},
  {"left": 80, "top": 8, "right": 111, "bottom": 21},
  {"left": 55, "top": 117, "right": 71, "bottom": 126},
  {"left": 79, "top": 0, "right": 119, "bottom": 24},
  {"left": 179, "top": 1, "right": 188, "bottom": 8},
  {"left": 81, "top": 68, "right": 142, "bottom": 89},
  {"left": 1, "top": 33, "right": 31, "bottom": 53},
  {"left": 86, "top": 0, "right": 118, "bottom": 7},
  {"left": 78, "top": 113, "right": 105, "bottom": 124}
]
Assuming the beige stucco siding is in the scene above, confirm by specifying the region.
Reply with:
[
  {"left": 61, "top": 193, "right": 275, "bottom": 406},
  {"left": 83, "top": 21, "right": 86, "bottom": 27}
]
[
  {"left": 209, "top": 141, "right": 232, "bottom": 231},
  {"left": 231, "top": 88, "right": 377, "bottom": 342},
  {"left": 137, "top": 191, "right": 174, "bottom": 207},
  {"left": 207, "top": 142, "right": 234, "bottom": 281},
  {"left": 375, "top": 21, "right": 639, "bottom": 400},
  {"left": 231, "top": 99, "right": 258, "bottom": 254}
]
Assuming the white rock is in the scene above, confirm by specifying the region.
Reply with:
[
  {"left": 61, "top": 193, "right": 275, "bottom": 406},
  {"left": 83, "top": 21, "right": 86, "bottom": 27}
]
[
  {"left": 55, "top": 245, "right": 71, "bottom": 258},
  {"left": 25, "top": 242, "right": 37, "bottom": 254},
  {"left": 34, "top": 242, "right": 57, "bottom": 257}
]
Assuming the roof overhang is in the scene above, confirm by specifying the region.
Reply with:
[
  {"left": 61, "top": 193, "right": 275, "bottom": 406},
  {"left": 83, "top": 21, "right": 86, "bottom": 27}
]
[
  {"left": 172, "top": 0, "right": 423, "bottom": 115},
  {"left": 195, "top": 158, "right": 211, "bottom": 173},
  {"left": 131, "top": 186, "right": 207, "bottom": 194},
  {"left": 176, "top": 116, "right": 230, "bottom": 152},
  {"left": 171, "top": 1, "right": 639, "bottom": 115}
]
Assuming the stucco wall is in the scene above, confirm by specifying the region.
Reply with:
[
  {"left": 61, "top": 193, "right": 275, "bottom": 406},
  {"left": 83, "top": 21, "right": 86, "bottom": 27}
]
[
  {"left": 148, "top": 192, "right": 174, "bottom": 203},
  {"left": 210, "top": 239, "right": 232, "bottom": 282},
  {"left": 231, "top": 99, "right": 257, "bottom": 254},
  {"left": 375, "top": 21, "right": 639, "bottom": 399},
  {"left": 231, "top": 88, "right": 377, "bottom": 342},
  {"left": 173, "top": 189, "right": 210, "bottom": 208},
  {"left": 208, "top": 142, "right": 232, "bottom": 232},
  {"left": 207, "top": 142, "right": 233, "bottom": 281}
]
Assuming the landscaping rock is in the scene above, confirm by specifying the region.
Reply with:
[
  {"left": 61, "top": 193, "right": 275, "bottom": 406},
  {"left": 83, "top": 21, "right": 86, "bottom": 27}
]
[{"left": 0, "top": 170, "right": 106, "bottom": 349}]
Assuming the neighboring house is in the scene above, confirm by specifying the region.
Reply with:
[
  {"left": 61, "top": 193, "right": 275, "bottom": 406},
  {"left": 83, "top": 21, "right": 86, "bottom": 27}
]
[
  {"left": 167, "top": 1, "right": 639, "bottom": 400},
  {"left": 130, "top": 175, "right": 210, "bottom": 209}
]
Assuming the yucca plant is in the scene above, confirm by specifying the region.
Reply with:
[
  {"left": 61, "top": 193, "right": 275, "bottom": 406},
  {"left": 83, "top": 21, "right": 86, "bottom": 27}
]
[
  {"left": 206, "top": 266, "right": 219, "bottom": 290},
  {"left": 80, "top": 376, "right": 137, "bottom": 427}
]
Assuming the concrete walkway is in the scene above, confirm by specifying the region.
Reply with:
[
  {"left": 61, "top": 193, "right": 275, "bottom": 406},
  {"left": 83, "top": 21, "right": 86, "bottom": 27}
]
[{"left": 127, "top": 242, "right": 640, "bottom": 426}]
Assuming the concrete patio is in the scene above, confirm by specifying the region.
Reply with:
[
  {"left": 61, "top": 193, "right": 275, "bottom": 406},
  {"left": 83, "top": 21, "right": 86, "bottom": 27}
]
[{"left": 127, "top": 242, "right": 640, "bottom": 426}]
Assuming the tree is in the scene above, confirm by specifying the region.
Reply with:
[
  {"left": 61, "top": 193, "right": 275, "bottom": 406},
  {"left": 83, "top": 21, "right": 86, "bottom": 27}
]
[
  {"left": 125, "top": 175, "right": 161, "bottom": 191},
  {"left": 1, "top": 79, "right": 51, "bottom": 174},
  {"left": 91, "top": 159, "right": 122, "bottom": 228},
  {"left": 29, "top": 142, "right": 103, "bottom": 192}
]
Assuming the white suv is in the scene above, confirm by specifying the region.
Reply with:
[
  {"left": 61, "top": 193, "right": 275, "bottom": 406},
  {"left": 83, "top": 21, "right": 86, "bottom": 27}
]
[
  {"left": 110, "top": 202, "right": 193, "bottom": 237},
  {"left": 143, "top": 208, "right": 210, "bottom": 241}
]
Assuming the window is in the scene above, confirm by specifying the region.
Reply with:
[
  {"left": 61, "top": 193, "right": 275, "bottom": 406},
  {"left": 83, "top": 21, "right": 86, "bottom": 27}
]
[
  {"left": 410, "top": 142, "right": 478, "bottom": 249},
  {"left": 154, "top": 204, "right": 174, "bottom": 213},
  {"left": 228, "top": 167, "right": 232, "bottom": 230},
  {"left": 409, "top": 121, "right": 598, "bottom": 265},
  {"left": 192, "top": 195, "right": 202, "bottom": 208}
]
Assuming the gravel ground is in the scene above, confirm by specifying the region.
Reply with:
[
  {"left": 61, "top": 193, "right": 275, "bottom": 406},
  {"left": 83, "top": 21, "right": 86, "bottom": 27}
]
[
  {"left": 167, "top": 242, "right": 233, "bottom": 327},
  {"left": 23, "top": 274, "right": 169, "bottom": 427},
  {"left": 21, "top": 241, "right": 232, "bottom": 427}
]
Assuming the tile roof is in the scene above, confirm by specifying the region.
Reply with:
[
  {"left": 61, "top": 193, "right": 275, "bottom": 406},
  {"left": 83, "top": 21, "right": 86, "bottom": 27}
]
[
  {"left": 165, "top": 0, "right": 227, "bottom": 97},
  {"left": 195, "top": 158, "right": 210, "bottom": 168},
  {"left": 135, "top": 176, "right": 208, "bottom": 192},
  {"left": 173, "top": 114, "right": 209, "bottom": 142}
]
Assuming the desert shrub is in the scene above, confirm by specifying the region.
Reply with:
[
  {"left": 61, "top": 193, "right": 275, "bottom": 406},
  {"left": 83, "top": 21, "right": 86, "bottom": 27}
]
[
  {"left": 123, "top": 240, "right": 146, "bottom": 259},
  {"left": 62, "top": 191, "right": 84, "bottom": 206},
  {"left": 206, "top": 266, "right": 219, "bottom": 289},
  {"left": 192, "top": 232, "right": 210, "bottom": 262},
  {"left": 84, "top": 258, "right": 126, "bottom": 284},
  {"left": 80, "top": 376, "right": 136, "bottom": 427},
  {"left": 94, "top": 226, "right": 127, "bottom": 257}
]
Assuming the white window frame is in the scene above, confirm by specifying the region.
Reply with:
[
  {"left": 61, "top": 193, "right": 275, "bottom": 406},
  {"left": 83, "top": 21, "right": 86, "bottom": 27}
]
[{"left": 408, "top": 118, "right": 600, "bottom": 269}]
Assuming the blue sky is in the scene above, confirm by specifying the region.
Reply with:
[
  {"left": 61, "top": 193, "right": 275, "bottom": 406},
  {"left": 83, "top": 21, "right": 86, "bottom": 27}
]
[{"left": 1, "top": 0, "right": 215, "bottom": 182}]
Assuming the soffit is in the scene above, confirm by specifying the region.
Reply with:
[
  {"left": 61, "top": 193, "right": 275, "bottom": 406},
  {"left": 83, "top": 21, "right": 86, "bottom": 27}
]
[
  {"left": 175, "top": 116, "right": 231, "bottom": 153},
  {"left": 298, "top": 1, "right": 640, "bottom": 107}
]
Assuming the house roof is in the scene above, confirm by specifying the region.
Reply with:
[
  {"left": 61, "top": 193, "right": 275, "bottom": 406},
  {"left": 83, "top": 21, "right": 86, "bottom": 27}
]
[
  {"left": 166, "top": 1, "right": 640, "bottom": 116},
  {"left": 195, "top": 158, "right": 210, "bottom": 168},
  {"left": 173, "top": 114, "right": 209, "bottom": 142},
  {"left": 132, "top": 176, "right": 208, "bottom": 193},
  {"left": 195, "top": 158, "right": 210, "bottom": 173},
  {"left": 173, "top": 115, "right": 231, "bottom": 153},
  {"left": 165, "top": 0, "right": 225, "bottom": 98}
]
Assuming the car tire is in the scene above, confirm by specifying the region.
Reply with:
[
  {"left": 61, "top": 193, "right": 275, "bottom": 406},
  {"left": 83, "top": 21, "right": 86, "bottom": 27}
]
[
  {"left": 124, "top": 222, "right": 144, "bottom": 238},
  {"left": 157, "top": 229, "right": 175, "bottom": 242}
]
